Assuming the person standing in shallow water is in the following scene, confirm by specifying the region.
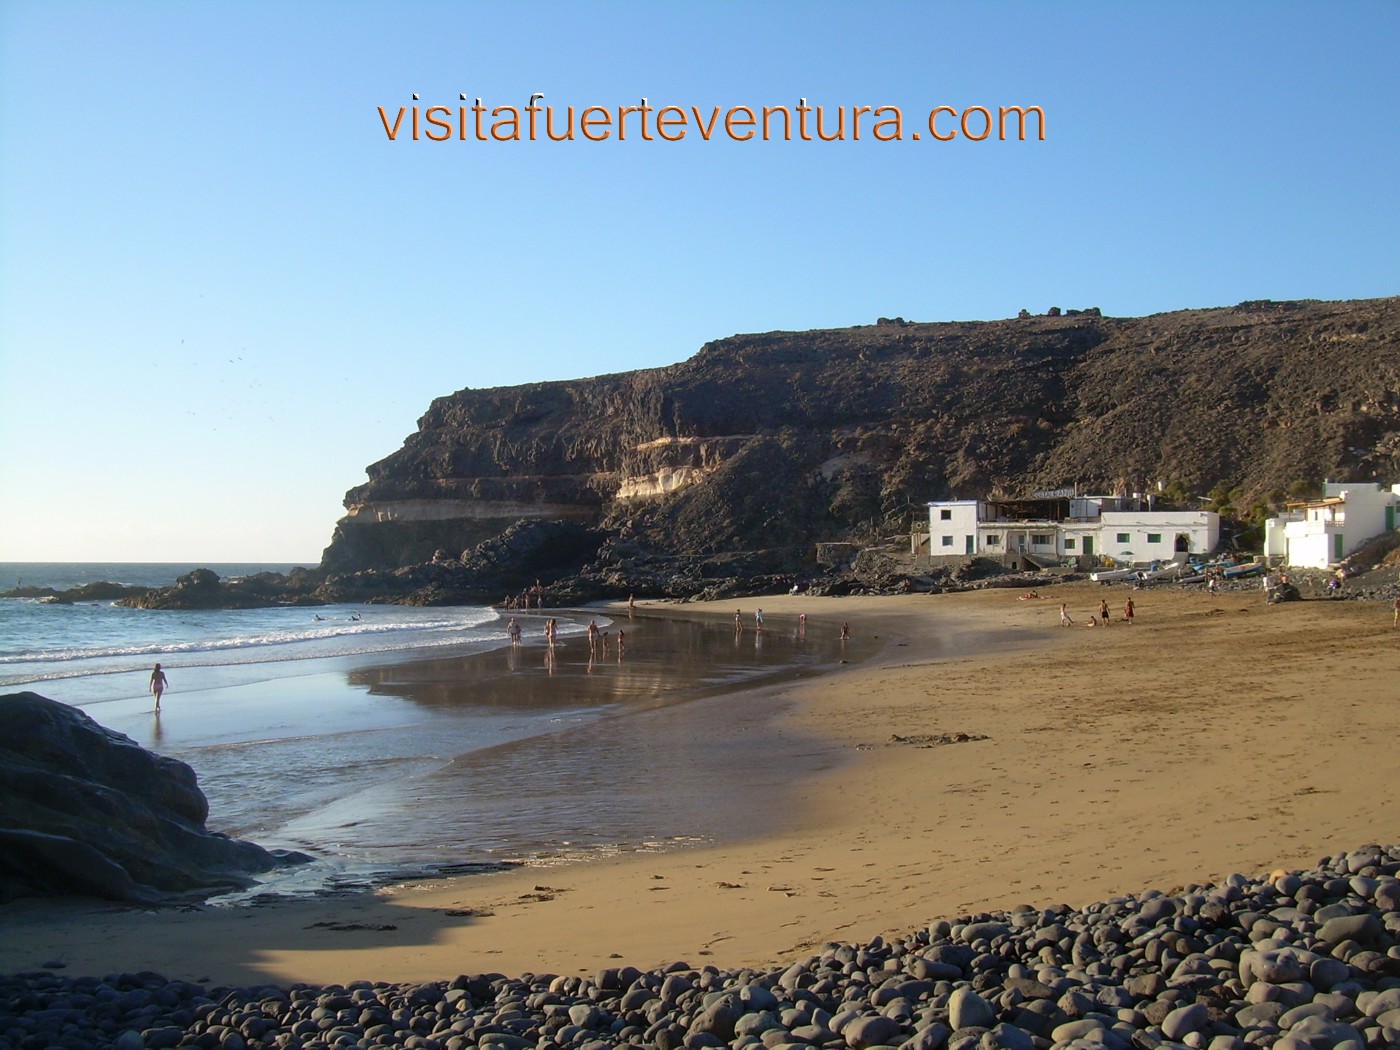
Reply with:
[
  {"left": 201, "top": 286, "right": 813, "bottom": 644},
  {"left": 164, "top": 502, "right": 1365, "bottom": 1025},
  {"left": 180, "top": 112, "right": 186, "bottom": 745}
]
[{"left": 149, "top": 663, "right": 168, "bottom": 711}]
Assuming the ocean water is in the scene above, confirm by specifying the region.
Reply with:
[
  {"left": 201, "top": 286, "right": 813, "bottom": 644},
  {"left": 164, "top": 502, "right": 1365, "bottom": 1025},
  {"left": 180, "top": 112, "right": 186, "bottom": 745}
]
[{"left": 0, "top": 563, "right": 853, "bottom": 898}]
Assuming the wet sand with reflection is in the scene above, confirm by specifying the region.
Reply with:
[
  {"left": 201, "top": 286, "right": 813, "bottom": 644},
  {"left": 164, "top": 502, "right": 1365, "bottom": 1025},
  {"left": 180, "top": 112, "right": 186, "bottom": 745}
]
[{"left": 272, "top": 608, "right": 873, "bottom": 870}]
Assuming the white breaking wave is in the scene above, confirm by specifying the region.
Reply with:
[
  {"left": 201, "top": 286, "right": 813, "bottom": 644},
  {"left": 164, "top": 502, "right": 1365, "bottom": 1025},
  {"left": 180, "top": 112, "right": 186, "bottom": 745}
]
[{"left": 0, "top": 612, "right": 497, "bottom": 665}]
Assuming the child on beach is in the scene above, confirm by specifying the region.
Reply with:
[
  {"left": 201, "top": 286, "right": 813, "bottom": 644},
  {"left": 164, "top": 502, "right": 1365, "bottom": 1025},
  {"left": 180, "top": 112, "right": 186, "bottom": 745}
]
[{"left": 149, "top": 663, "right": 168, "bottom": 711}]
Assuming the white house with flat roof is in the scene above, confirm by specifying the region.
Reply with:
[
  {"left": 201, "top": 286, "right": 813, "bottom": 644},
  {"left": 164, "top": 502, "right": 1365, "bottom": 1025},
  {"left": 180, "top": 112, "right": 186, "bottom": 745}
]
[
  {"left": 927, "top": 494, "right": 1219, "bottom": 568},
  {"left": 1262, "top": 481, "right": 1400, "bottom": 568}
]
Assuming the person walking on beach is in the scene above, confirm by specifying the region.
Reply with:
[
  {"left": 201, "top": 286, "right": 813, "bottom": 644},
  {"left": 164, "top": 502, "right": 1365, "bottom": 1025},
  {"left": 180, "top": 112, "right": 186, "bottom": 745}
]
[
  {"left": 507, "top": 618, "right": 522, "bottom": 647},
  {"left": 755, "top": 608, "right": 764, "bottom": 631},
  {"left": 149, "top": 663, "right": 168, "bottom": 711},
  {"left": 1123, "top": 597, "right": 1135, "bottom": 624},
  {"left": 587, "top": 619, "right": 600, "bottom": 656},
  {"left": 734, "top": 609, "right": 743, "bottom": 633},
  {"left": 840, "top": 622, "right": 850, "bottom": 641},
  {"left": 1098, "top": 598, "right": 1110, "bottom": 625},
  {"left": 1059, "top": 603, "right": 1073, "bottom": 627}
]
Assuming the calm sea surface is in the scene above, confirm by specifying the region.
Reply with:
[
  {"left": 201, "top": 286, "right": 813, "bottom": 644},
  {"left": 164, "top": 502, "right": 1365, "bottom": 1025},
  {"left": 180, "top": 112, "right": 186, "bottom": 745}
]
[{"left": 0, "top": 563, "right": 852, "bottom": 898}]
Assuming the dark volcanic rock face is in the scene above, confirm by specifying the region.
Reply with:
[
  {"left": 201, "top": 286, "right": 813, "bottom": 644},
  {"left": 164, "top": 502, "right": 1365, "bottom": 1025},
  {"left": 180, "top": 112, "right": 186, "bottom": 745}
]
[
  {"left": 117, "top": 568, "right": 323, "bottom": 610},
  {"left": 0, "top": 692, "right": 304, "bottom": 903},
  {"left": 322, "top": 297, "right": 1400, "bottom": 586}
]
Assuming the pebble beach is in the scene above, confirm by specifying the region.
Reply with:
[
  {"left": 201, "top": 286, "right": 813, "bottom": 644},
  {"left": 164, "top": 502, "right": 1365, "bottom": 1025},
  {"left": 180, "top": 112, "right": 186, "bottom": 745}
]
[{"left": 3, "top": 586, "right": 1398, "bottom": 1049}]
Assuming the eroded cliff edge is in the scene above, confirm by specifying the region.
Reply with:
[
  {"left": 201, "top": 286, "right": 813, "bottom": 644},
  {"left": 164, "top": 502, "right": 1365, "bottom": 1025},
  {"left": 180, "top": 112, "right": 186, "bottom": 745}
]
[{"left": 319, "top": 297, "right": 1400, "bottom": 601}]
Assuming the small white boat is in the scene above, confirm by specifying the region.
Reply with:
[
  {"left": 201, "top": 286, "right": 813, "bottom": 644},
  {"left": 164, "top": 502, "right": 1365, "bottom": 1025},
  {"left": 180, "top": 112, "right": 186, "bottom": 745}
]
[
  {"left": 1138, "top": 558, "right": 1189, "bottom": 583},
  {"left": 1089, "top": 567, "right": 1137, "bottom": 583}
]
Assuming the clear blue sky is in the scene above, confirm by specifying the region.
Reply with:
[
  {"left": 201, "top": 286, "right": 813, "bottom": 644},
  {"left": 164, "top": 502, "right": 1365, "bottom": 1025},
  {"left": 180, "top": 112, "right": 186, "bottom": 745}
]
[{"left": 2, "top": 1, "right": 1396, "bottom": 563}]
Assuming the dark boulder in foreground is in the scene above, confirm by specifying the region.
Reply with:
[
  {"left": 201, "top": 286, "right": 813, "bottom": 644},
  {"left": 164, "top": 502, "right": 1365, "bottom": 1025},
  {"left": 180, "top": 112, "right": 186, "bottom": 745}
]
[{"left": 0, "top": 692, "right": 306, "bottom": 903}]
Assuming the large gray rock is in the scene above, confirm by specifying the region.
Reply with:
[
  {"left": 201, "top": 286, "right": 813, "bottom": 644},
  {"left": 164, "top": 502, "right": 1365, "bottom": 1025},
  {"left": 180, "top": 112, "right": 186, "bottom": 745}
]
[
  {"left": 0, "top": 692, "right": 306, "bottom": 902},
  {"left": 947, "top": 988, "right": 997, "bottom": 1031}
]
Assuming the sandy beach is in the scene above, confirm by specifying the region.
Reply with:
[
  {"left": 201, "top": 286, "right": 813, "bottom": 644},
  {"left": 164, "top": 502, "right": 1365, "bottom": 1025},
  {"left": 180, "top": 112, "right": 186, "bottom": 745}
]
[{"left": 2, "top": 584, "right": 1396, "bottom": 988}]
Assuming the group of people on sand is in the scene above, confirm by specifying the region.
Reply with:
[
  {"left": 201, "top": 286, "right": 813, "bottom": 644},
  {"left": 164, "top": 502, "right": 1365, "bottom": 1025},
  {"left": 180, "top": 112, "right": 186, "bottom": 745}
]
[
  {"left": 585, "top": 618, "right": 624, "bottom": 658},
  {"left": 1059, "top": 597, "right": 1134, "bottom": 628},
  {"left": 734, "top": 608, "right": 767, "bottom": 632},
  {"left": 501, "top": 581, "right": 549, "bottom": 611},
  {"left": 503, "top": 611, "right": 632, "bottom": 665},
  {"left": 732, "top": 607, "right": 843, "bottom": 641}
]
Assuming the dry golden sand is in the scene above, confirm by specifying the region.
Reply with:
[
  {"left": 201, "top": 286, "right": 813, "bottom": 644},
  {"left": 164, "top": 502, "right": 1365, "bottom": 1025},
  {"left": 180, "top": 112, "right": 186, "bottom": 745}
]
[{"left": 3, "top": 585, "right": 1396, "bottom": 986}]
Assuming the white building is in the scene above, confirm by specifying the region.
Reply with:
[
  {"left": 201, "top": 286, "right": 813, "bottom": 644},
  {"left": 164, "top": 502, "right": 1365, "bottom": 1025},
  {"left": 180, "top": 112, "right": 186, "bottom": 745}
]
[
  {"left": 1262, "top": 481, "right": 1400, "bottom": 568},
  {"left": 927, "top": 494, "right": 1220, "bottom": 569}
]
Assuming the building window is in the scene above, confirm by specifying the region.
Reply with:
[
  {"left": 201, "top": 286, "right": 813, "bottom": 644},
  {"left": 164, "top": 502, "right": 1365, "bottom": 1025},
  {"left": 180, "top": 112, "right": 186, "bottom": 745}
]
[
  {"left": 985, "top": 534, "right": 1001, "bottom": 546},
  {"left": 1147, "top": 533, "right": 1162, "bottom": 543},
  {"left": 1116, "top": 533, "right": 1130, "bottom": 544},
  {"left": 1031, "top": 534, "right": 1053, "bottom": 545},
  {"left": 940, "top": 535, "right": 954, "bottom": 547},
  {"left": 1064, "top": 538, "right": 1076, "bottom": 550},
  {"left": 939, "top": 509, "right": 952, "bottom": 520}
]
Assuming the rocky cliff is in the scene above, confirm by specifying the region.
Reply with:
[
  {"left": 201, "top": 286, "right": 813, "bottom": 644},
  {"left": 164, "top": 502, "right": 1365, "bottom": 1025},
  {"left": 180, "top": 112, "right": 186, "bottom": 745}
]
[{"left": 320, "top": 297, "right": 1400, "bottom": 599}]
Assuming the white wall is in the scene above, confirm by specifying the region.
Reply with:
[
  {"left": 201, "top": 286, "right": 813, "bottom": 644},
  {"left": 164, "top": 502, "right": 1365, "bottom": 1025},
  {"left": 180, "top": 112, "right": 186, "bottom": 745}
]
[
  {"left": 927, "top": 503, "right": 1219, "bottom": 564},
  {"left": 928, "top": 501, "right": 980, "bottom": 556},
  {"left": 1266, "top": 482, "right": 1400, "bottom": 568},
  {"left": 1098, "top": 511, "right": 1218, "bottom": 561}
]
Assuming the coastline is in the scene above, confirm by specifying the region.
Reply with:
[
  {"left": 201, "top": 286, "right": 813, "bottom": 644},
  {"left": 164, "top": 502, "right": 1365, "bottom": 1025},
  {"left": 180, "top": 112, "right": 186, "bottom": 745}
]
[{"left": 2, "top": 585, "right": 1396, "bottom": 988}]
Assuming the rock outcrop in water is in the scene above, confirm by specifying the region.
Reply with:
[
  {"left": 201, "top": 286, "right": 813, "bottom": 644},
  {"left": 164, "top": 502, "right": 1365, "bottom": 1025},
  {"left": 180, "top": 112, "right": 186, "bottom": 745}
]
[
  {"left": 313, "top": 297, "right": 1400, "bottom": 602},
  {"left": 115, "top": 568, "right": 324, "bottom": 610},
  {"left": 0, "top": 692, "right": 307, "bottom": 903}
]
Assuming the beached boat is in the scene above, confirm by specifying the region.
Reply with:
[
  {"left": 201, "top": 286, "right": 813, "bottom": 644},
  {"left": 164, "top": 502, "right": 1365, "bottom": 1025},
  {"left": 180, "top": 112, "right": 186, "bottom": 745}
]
[
  {"left": 1222, "top": 562, "right": 1264, "bottom": 579},
  {"left": 1139, "top": 561, "right": 1186, "bottom": 582},
  {"left": 1089, "top": 567, "right": 1138, "bottom": 583}
]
